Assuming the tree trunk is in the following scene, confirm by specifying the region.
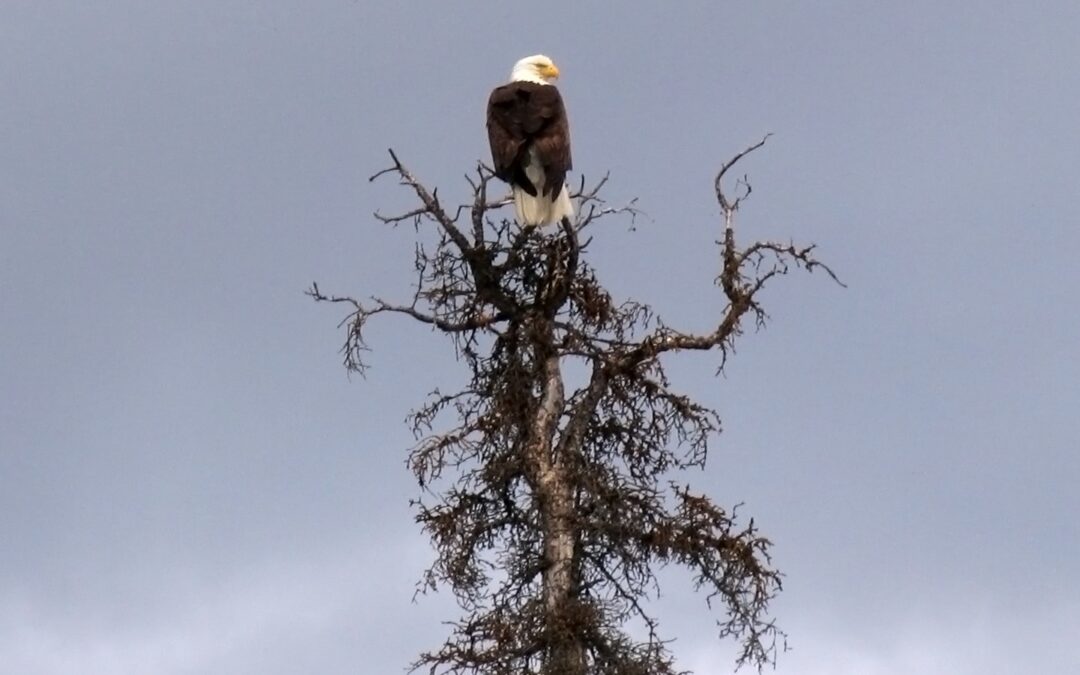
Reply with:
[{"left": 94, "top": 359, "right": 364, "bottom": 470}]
[{"left": 530, "top": 320, "right": 585, "bottom": 674}]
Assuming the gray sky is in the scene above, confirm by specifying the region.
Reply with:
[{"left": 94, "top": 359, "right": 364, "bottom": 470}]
[{"left": 2, "top": 2, "right": 1078, "bottom": 673}]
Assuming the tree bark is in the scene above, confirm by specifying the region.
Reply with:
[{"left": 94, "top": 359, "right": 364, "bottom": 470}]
[{"left": 528, "top": 317, "right": 585, "bottom": 674}]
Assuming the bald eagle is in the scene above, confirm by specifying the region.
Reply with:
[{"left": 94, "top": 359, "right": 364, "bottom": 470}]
[{"left": 486, "top": 55, "right": 573, "bottom": 227}]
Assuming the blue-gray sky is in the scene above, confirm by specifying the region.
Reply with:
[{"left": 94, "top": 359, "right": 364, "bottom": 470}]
[{"left": 2, "top": 2, "right": 1078, "bottom": 673}]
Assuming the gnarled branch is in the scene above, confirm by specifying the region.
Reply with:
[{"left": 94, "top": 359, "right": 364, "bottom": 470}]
[{"left": 312, "top": 139, "right": 839, "bottom": 674}]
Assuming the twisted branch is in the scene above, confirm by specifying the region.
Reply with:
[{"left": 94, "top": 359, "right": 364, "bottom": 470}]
[{"left": 311, "top": 139, "right": 839, "bottom": 674}]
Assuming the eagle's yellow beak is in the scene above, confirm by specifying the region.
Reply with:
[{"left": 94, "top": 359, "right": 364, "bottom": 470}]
[{"left": 541, "top": 63, "right": 560, "bottom": 79}]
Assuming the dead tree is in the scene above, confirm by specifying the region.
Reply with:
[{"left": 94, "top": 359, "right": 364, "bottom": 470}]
[{"left": 309, "top": 136, "right": 840, "bottom": 674}]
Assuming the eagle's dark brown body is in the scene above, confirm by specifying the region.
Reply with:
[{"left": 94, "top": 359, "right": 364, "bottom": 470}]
[{"left": 486, "top": 81, "right": 572, "bottom": 201}]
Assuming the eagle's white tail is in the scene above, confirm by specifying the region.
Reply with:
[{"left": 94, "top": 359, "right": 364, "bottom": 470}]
[
  {"left": 514, "top": 150, "right": 574, "bottom": 226},
  {"left": 513, "top": 184, "right": 574, "bottom": 227}
]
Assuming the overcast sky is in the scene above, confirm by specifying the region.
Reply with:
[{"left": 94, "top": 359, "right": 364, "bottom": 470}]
[{"left": 2, "top": 2, "right": 1078, "bottom": 674}]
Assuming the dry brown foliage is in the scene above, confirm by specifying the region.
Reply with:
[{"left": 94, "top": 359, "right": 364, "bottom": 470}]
[{"left": 310, "top": 136, "right": 840, "bottom": 674}]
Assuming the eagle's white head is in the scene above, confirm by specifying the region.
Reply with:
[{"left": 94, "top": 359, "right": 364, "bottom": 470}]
[{"left": 510, "top": 54, "right": 560, "bottom": 85}]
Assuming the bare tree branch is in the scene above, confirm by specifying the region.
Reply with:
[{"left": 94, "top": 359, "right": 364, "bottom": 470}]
[{"left": 312, "top": 140, "right": 839, "bottom": 674}]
